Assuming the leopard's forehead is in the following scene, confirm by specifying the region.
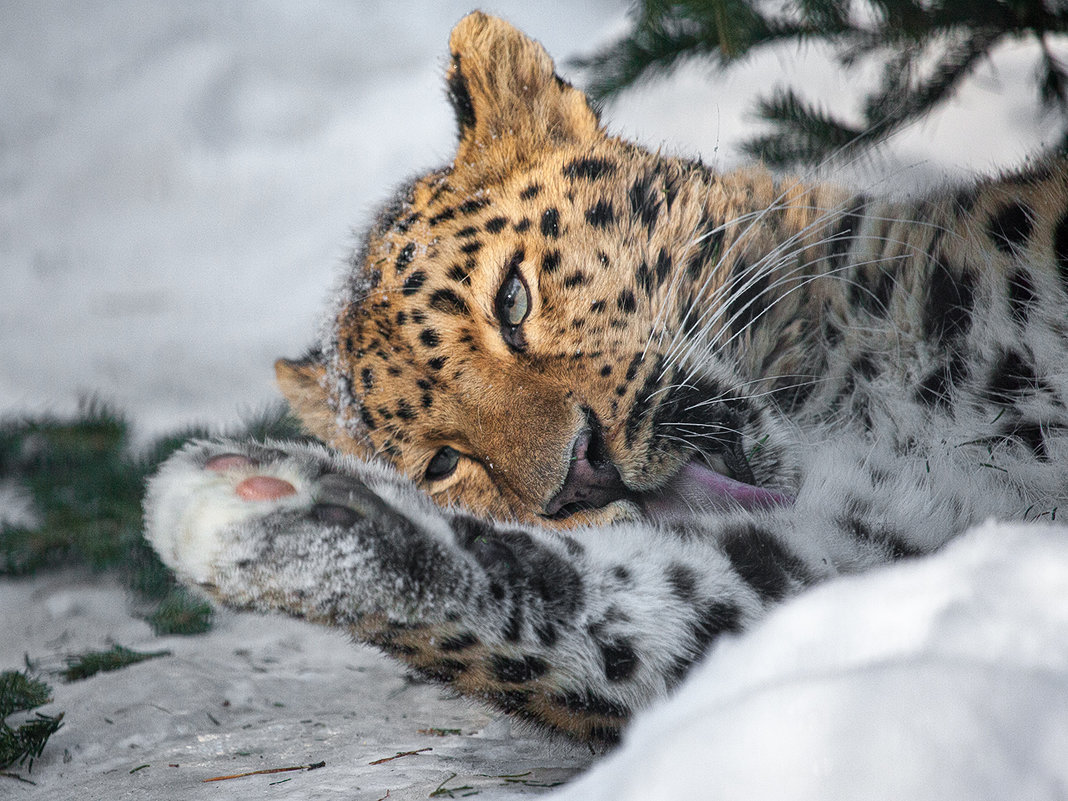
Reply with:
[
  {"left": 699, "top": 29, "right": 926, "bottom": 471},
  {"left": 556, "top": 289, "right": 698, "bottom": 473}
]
[{"left": 323, "top": 140, "right": 726, "bottom": 466}]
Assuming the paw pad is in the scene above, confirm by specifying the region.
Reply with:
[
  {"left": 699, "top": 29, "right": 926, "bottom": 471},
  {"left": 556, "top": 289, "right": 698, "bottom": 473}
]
[
  {"left": 235, "top": 475, "right": 297, "bottom": 501},
  {"left": 311, "top": 503, "right": 361, "bottom": 526},
  {"left": 205, "top": 454, "right": 256, "bottom": 471}
]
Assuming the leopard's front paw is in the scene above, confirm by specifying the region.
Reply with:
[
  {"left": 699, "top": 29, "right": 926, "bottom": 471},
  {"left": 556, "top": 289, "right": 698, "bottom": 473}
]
[{"left": 144, "top": 441, "right": 318, "bottom": 585}]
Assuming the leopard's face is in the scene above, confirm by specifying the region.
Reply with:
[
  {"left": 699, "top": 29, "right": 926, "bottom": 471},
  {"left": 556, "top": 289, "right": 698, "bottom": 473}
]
[{"left": 277, "top": 13, "right": 798, "bottom": 527}]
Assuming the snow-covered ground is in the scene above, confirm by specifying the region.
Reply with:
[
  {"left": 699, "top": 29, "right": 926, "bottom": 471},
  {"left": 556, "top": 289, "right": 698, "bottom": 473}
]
[{"left": 4, "top": 4, "right": 1068, "bottom": 800}]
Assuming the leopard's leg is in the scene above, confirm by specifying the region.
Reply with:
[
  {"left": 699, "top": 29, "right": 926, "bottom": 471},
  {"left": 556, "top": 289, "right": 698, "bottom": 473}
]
[{"left": 150, "top": 439, "right": 934, "bottom": 742}]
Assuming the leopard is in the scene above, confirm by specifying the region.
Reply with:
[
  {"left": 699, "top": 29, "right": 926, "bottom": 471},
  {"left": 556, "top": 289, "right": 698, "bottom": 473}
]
[{"left": 146, "top": 11, "right": 1068, "bottom": 745}]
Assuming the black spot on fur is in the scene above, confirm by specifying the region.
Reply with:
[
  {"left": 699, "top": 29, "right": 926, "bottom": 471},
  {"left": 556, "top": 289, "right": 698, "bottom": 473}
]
[
  {"left": 554, "top": 690, "right": 630, "bottom": 720},
  {"left": 616, "top": 289, "right": 636, "bottom": 313},
  {"left": 1008, "top": 269, "right": 1036, "bottom": 325},
  {"left": 428, "top": 356, "right": 447, "bottom": 370},
  {"left": 600, "top": 640, "right": 638, "bottom": 682},
  {"left": 915, "top": 351, "right": 969, "bottom": 408},
  {"left": 541, "top": 249, "right": 561, "bottom": 274},
  {"left": 514, "top": 218, "right": 531, "bottom": 233},
  {"left": 359, "top": 407, "right": 376, "bottom": 430},
  {"left": 395, "top": 242, "right": 416, "bottom": 274},
  {"left": 599, "top": 364, "right": 612, "bottom": 377},
  {"left": 395, "top": 212, "right": 420, "bottom": 234},
  {"left": 586, "top": 200, "right": 615, "bottom": 229},
  {"left": 726, "top": 259, "right": 768, "bottom": 338},
  {"left": 623, "top": 354, "right": 666, "bottom": 446},
  {"left": 628, "top": 170, "right": 661, "bottom": 234},
  {"left": 988, "top": 202, "right": 1033, "bottom": 253},
  {"left": 1004, "top": 420, "right": 1050, "bottom": 460},
  {"left": 485, "top": 216, "right": 507, "bottom": 234},
  {"left": 428, "top": 207, "right": 456, "bottom": 226},
  {"left": 839, "top": 515, "right": 922, "bottom": 560},
  {"left": 447, "top": 262, "right": 472, "bottom": 283},
  {"left": 455, "top": 225, "right": 478, "bottom": 238},
  {"left": 721, "top": 523, "right": 806, "bottom": 602},
  {"left": 636, "top": 260, "right": 652, "bottom": 296},
  {"left": 923, "top": 263, "right": 975, "bottom": 345},
  {"left": 985, "top": 349, "right": 1044, "bottom": 402},
  {"left": 666, "top": 563, "right": 697, "bottom": 601},
  {"left": 419, "top": 328, "right": 440, "bottom": 348},
  {"left": 828, "top": 197, "right": 866, "bottom": 270},
  {"left": 491, "top": 654, "right": 549, "bottom": 684},
  {"left": 417, "top": 659, "right": 469, "bottom": 683},
  {"left": 655, "top": 248, "right": 671, "bottom": 288},
  {"left": 687, "top": 218, "right": 723, "bottom": 280},
  {"left": 670, "top": 602, "right": 742, "bottom": 683},
  {"left": 460, "top": 240, "right": 482, "bottom": 255},
  {"left": 590, "top": 299, "right": 607, "bottom": 313},
  {"left": 446, "top": 54, "right": 476, "bottom": 131},
  {"left": 851, "top": 351, "right": 878, "bottom": 381},
  {"left": 624, "top": 352, "right": 643, "bottom": 381},
  {"left": 395, "top": 399, "right": 414, "bottom": 421},
  {"left": 541, "top": 208, "right": 560, "bottom": 238},
  {"left": 429, "top": 288, "right": 469, "bottom": 316},
  {"left": 563, "top": 271, "right": 588, "bottom": 288},
  {"left": 692, "top": 602, "right": 742, "bottom": 649},
  {"left": 533, "top": 620, "right": 558, "bottom": 648},
  {"left": 458, "top": 198, "right": 489, "bottom": 216},
  {"left": 360, "top": 367, "right": 374, "bottom": 390},
  {"left": 520, "top": 184, "right": 541, "bottom": 201},
  {"left": 954, "top": 188, "right": 977, "bottom": 214},
  {"left": 563, "top": 157, "right": 616, "bottom": 181},
  {"left": 402, "top": 270, "right": 427, "bottom": 295}
]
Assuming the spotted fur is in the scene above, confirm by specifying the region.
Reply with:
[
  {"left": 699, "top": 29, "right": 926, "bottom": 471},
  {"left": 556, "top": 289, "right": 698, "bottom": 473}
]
[{"left": 146, "top": 13, "right": 1068, "bottom": 745}]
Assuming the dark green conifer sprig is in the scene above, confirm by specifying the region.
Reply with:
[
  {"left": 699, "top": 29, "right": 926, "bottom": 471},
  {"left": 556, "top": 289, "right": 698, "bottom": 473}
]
[
  {"left": 0, "top": 671, "right": 63, "bottom": 773},
  {"left": 60, "top": 645, "right": 171, "bottom": 683},
  {"left": 0, "top": 398, "right": 306, "bottom": 635},
  {"left": 579, "top": 0, "right": 1068, "bottom": 166}
]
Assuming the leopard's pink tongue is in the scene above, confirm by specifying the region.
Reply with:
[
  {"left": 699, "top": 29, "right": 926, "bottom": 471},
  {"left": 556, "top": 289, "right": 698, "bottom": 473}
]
[{"left": 643, "top": 460, "right": 793, "bottom": 518}]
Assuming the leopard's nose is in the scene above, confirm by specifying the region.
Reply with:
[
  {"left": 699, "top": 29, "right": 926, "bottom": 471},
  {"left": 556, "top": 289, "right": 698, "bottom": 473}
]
[{"left": 543, "top": 418, "right": 630, "bottom": 519}]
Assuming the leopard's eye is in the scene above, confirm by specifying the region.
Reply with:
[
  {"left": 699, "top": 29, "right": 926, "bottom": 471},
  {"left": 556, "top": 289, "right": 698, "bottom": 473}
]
[
  {"left": 495, "top": 268, "right": 530, "bottom": 349},
  {"left": 425, "top": 446, "right": 460, "bottom": 481}
]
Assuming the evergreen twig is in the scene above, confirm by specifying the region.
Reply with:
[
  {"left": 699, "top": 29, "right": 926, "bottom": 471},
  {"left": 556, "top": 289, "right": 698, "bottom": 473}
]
[{"left": 579, "top": 0, "right": 1068, "bottom": 166}]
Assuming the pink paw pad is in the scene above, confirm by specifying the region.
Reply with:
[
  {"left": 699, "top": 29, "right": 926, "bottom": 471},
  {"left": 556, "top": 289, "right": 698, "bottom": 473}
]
[
  {"left": 205, "top": 454, "right": 255, "bottom": 472},
  {"left": 235, "top": 475, "right": 297, "bottom": 501}
]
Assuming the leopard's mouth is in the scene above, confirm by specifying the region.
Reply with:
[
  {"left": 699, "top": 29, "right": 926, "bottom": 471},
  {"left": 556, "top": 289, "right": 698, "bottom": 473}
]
[{"left": 543, "top": 416, "right": 793, "bottom": 522}]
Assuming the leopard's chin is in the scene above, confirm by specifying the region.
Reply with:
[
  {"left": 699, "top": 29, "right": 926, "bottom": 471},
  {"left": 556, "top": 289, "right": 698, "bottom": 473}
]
[{"left": 641, "top": 459, "right": 794, "bottom": 521}]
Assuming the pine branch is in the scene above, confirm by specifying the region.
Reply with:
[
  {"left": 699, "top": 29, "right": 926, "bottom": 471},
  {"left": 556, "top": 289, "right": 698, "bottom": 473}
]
[
  {"left": 741, "top": 87, "right": 867, "bottom": 166},
  {"left": 578, "top": 0, "right": 1068, "bottom": 167},
  {"left": 0, "top": 671, "right": 62, "bottom": 773}
]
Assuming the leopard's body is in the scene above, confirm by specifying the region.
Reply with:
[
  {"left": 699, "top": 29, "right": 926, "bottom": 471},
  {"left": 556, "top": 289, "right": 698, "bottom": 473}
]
[{"left": 146, "top": 13, "right": 1068, "bottom": 744}]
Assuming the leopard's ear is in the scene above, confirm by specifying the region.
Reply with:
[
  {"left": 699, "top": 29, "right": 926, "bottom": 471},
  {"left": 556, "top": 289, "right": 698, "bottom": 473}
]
[
  {"left": 446, "top": 12, "right": 600, "bottom": 185},
  {"left": 274, "top": 354, "right": 339, "bottom": 443}
]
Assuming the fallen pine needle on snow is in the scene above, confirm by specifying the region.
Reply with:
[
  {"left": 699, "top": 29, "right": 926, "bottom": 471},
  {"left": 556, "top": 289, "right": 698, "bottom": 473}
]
[
  {"left": 368, "top": 747, "right": 432, "bottom": 765},
  {"left": 202, "top": 760, "right": 326, "bottom": 782}
]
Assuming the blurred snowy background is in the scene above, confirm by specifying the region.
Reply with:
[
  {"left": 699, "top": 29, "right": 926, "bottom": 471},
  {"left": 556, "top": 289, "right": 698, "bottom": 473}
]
[{"left": 2, "top": 0, "right": 1063, "bottom": 437}]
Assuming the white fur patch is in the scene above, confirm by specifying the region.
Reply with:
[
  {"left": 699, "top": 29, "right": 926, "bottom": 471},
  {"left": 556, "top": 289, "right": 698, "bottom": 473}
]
[{"left": 145, "top": 449, "right": 312, "bottom": 584}]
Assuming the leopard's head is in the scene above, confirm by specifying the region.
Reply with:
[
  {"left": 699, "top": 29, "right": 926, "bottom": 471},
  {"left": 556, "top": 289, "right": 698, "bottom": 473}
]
[{"left": 277, "top": 12, "right": 800, "bottom": 527}]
